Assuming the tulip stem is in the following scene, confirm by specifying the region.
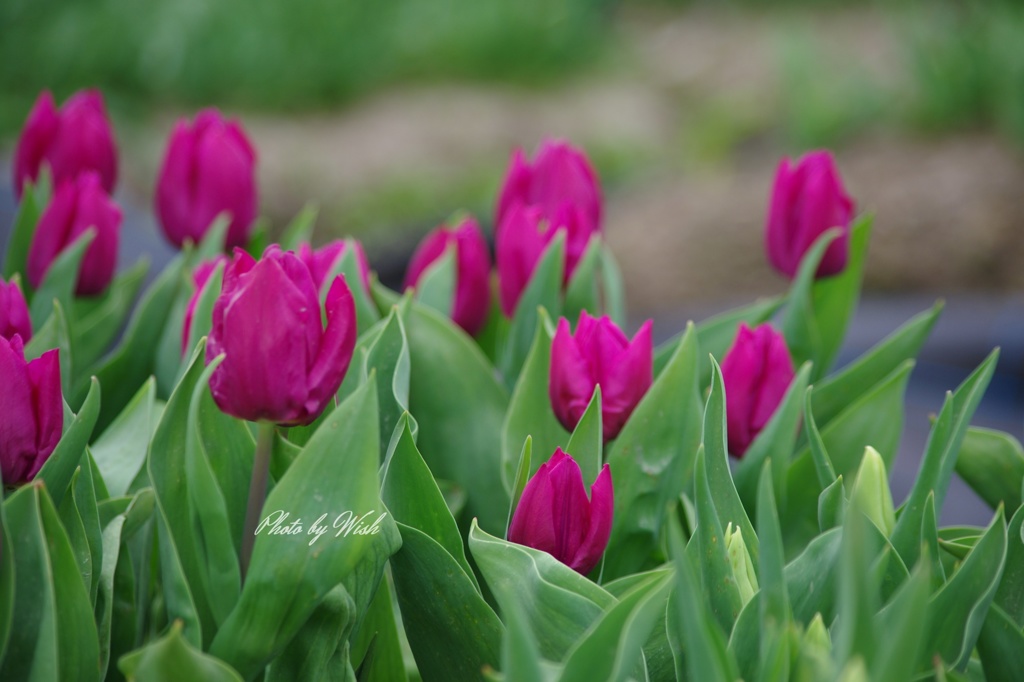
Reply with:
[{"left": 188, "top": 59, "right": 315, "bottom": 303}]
[{"left": 241, "top": 421, "right": 275, "bottom": 581}]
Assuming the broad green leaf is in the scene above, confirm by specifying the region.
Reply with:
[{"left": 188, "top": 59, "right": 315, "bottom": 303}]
[
  {"left": 501, "top": 307, "right": 567, "bottom": 488},
  {"left": 812, "top": 301, "right": 942, "bottom": 429},
  {"left": 382, "top": 414, "right": 476, "bottom": 586},
  {"left": 498, "top": 597, "right": 551, "bottom": 682},
  {"left": 922, "top": 494, "right": 946, "bottom": 591},
  {"left": 976, "top": 603, "right": 1024, "bottom": 682},
  {"left": 818, "top": 476, "right": 846, "bottom": 532},
  {"left": 24, "top": 299, "right": 74, "bottom": 396},
  {"left": 559, "top": 573, "right": 673, "bottom": 682},
  {"left": 757, "top": 462, "right": 791, "bottom": 634},
  {"left": 992, "top": 504, "right": 1024, "bottom": 626},
  {"left": 35, "top": 377, "right": 101, "bottom": 509},
  {"left": 565, "top": 385, "right": 603, "bottom": 490},
  {"left": 350, "top": 577, "right": 407, "bottom": 682},
  {"left": 499, "top": 233, "right": 565, "bottom": 386},
  {"left": 392, "top": 523, "right": 503, "bottom": 682},
  {"left": 210, "top": 380, "right": 401, "bottom": 680},
  {"left": 694, "top": 447, "right": 744, "bottom": 635},
  {"left": 56, "top": 469, "right": 95, "bottom": 605},
  {"left": 413, "top": 243, "right": 456, "bottom": 319},
  {"left": 265, "top": 584, "right": 356, "bottom": 682},
  {"left": 154, "top": 507, "right": 202, "bottom": 648},
  {"left": 598, "top": 244, "right": 626, "bottom": 327},
  {"left": 956, "top": 426, "right": 1024, "bottom": 513},
  {"left": 28, "top": 228, "right": 95, "bottom": 330},
  {"left": 362, "top": 309, "right": 413, "bottom": 460},
  {"left": 331, "top": 240, "right": 380, "bottom": 335},
  {"left": 119, "top": 620, "right": 243, "bottom": 682},
  {"left": 803, "top": 387, "right": 837, "bottom": 488},
  {"left": 0, "top": 484, "right": 13, "bottom": 664},
  {"left": 469, "top": 521, "right": 613, "bottom": 662},
  {"left": 91, "top": 378, "right": 157, "bottom": 498},
  {"left": 563, "top": 235, "right": 602, "bottom": 323},
  {"left": 604, "top": 322, "right": 702, "bottom": 580},
  {"left": 279, "top": 202, "right": 319, "bottom": 250},
  {"left": 3, "top": 178, "right": 46, "bottom": 279},
  {"left": 872, "top": 558, "right": 931, "bottom": 682},
  {"left": 922, "top": 508, "right": 1007, "bottom": 672},
  {"left": 181, "top": 260, "right": 224, "bottom": 361},
  {"left": 505, "top": 436, "right": 533, "bottom": 537},
  {"left": 72, "top": 259, "right": 148, "bottom": 370},
  {"left": 780, "top": 226, "right": 843, "bottom": 376},
  {"left": 835, "top": 511, "right": 881, "bottom": 673},
  {"left": 891, "top": 350, "right": 998, "bottom": 568},
  {"left": 405, "top": 300, "right": 510, "bottom": 534}
]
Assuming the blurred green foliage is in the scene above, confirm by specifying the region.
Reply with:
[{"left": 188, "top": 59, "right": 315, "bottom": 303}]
[{"left": 0, "top": 0, "right": 609, "bottom": 135}]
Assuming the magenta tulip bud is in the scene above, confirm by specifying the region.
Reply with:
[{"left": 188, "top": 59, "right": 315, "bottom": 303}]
[
  {"left": 27, "top": 172, "right": 121, "bottom": 296},
  {"left": 403, "top": 216, "right": 492, "bottom": 336},
  {"left": 0, "top": 278, "right": 32, "bottom": 343},
  {"left": 206, "top": 246, "right": 357, "bottom": 426},
  {"left": 496, "top": 202, "right": 592, "bottom": 317},
  {"left": 549, "top": 312, "right": 653, "bottom": 441},
  {"left": 496, "top": 139, "right": 602, "bottom": 237},
  {"left": 0, "top": 335, "right": 62, "bottom": 486},
  {"left": 508, "top": 448, "right": 613, "bottom": 574},
  {"left": 181, "top": 255, "right": 229, "bottom": 354},
  {"left": 720, "top": 323, "right": 795, "bottom": 457},
  {"left": 155, "top": 109, "right": 258, "bottom": 249},
  {"left": 296, "top": 240, "right": 372, "bottom": 295},
  {"left": 766, "top": 150, "right": 855, "bottom": 279},
  {"left": 13, "top": 90, "right": 118, "bottom": 200}
]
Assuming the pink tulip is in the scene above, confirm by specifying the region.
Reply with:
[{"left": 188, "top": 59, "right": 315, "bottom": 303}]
[
  {"left": 0, "top": 278, "right": 32, "bottom": 343},
  {"left": 403, "top": 216, "right": 492, "bottom": 335},
  {"left": 0, "top": 335, "right": 62, "bottom": 485},
  {"left": 508, "top": 448, "right": 613, "bottom": 575},
  {"left": 766, "top": 150, "right": 855, "bottom": 279},
  {"left": 155, "top": 109, "right": 258, "bottom": 249},
  {"left": 549, "top": 311, "right": 653, "bottom": 441},
  {"left": 27, "top": 172, "right": 121, "bottom": 296},
  {"left": 206, "top": 246, "right": 356, "bottom": 425},
  {"left": 296, "top": 240, "right": 372, "bottom": 295},
  {"left": 720, "top": 323, "right": 795, "bottom": 457},
  {"left": 13, "top": 90, "right": 118, "bottom": 199}
]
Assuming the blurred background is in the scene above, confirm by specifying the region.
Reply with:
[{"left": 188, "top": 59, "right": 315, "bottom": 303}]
[{"left": 2, "top": 0, "right": 1023, "bottom": 523}]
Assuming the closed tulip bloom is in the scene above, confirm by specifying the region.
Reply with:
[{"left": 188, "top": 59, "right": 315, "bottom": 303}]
[
  {"left": 27, "top": 172, "right": 121, "bottom": 296},
  {"left": 496, "top": 139, "right": 602, "bottom": 237},
  {"left": 206, "top": 246, "right": 356, "bottom": 425},
  {"left": 13, "top": 90, "right": 118, "bottom": 199},
  {"left": 508, "top": 448, "right": 613, "bottom": 575},
  {"left": 549, "top": 311, "right": 653, "bottom": 441},
  {"left": 296, "top": 239, "right": 372, "bottom": 295},
  {"left": 156, "top": 109, "right": 258, "bottom": 249},
  {"left": 403, "top": 217, "right": 492, "bottom": 335},
  {"left": 0, "top": 278, "right": 32, "bottom": 342},
  {"left": 0, "top": 335, "right": 62, "bottom": 486},
  {"left": 496, "top": 202, "right": 592, "bottom": 317},
  {"left": 766, "top": 150, "right": 855, "bottom": 279},
  {"left": 720, "top": 323, "right": 795, "bottom": 457},
  {"left": 181, "top": 255, "right": 229, "bottom": 354}
]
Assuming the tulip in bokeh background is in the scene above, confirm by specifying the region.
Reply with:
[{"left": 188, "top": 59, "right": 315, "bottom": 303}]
[{"left": 0, "top": 335, "right": 62, "bottom": 486}]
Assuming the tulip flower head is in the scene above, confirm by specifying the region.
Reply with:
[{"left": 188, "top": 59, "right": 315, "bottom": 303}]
[
  {"left": 496, "top": 202, "right": 593, "bottom": 317},
  {"left": 156, "top": 108, "right": 258, "bottom": 249},
  {"left": 0, "top": 278, "right": 32, "bottom": 343},
  {"left": 549, "top": 311, "right": 653, "bottom": 442},
  {"left": 496, "top": 139, "right": 602, "bottom": 237},
  {"left": 403, "top": 216, "right": 492, "bottom": 335},
  {"left": 508, "top": 448, "right": 613, "bottom": 575},
  {"left": 0, "top": 335, "right": 62, "bottom": 486},
  {"left": 720, "top": 323, "right": 795, "bottom": 457},
  {"left": 13, "top": 89, "right": 118, "bottom": 199},
  {"left": 766, "top": 150, "right": 855, "bottom": 279},
  {"left": 206, "top": 246, "right": 357, "bottom": 426},
  {"left": 296, "top": 240, "right": 372, "bottom": 295},
  {"left": 27, "top": 172, "right": 122, "bottom": 296}
]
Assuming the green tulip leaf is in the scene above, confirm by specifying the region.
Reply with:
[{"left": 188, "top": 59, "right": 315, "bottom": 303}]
[
  {"left": 2, "top": 177, "right": 46, "bottom": 279},
  {"left": 362, "top": 308, "right": 413, "bottom": 460},
  {"left": 0, "top": 484, "right": 13, "bottom": 664},
  {"left": 955, "top": 426, "right": 1024, "bottom": 513},
  {"left": 210, "top": 379, "right": 401, "bottom": 680},
  {"left": 563, "top": 234, "right": 602, "bottom": 323},
  {"left": 25, "top": 298, "right": 75, "bottom": 396},
  {"left": 414, "top": 242, "right": 456, "bottom": 319},
  {"left": 779, "top": 226, "right": 842, "bottom": 374},
  {"left": 498, "top": 596, "right": 552, "bottom": 682},
  {"left": 265, "top": 583, "right": 356, "bottom": 682},
  {"left": 757, "top": 462, "right": 791, "bottom": 633},
  {"left": 279, "top": 202, "right": 319, "bottom": 251},
  {"left": 469, "top": 521, "right": 614, "bottom": 662},
  {"left": 835, "top": 511, "right": 882, "bottom": 673},
  {"left": 818, "top": 475, "right": 846, "bottom": 533},
  {"left": 392, "top": 522, "right": 503, "bottom": 682},
  {"left": 91, "top": 378, "right": 157, "bottom": 498},
  {"left": 181, "top": 260, "right": 224, "bottom": 362},
  {"left": 349, "top": 576, "right": 407, "bottom": 682},
  {"left": 501, "top": 307, "right": 567, "bottom": 488},
  {"left": 992, "top": 503, "right": 1024, "bottom": 627},
  {"left": 694, "top": 446, "right": 744, "bottom": 635},
  {"left": 35, "top": 377, "right": 101, "bottom": 509},
  {"left": 28, "top": 227, "right": 95, "bottom": 331},
  {"left": 870, "top": 556, "right": 932, "bottom": 682},
  {"left": 598, "top": 243, "right": 627, "bottom": 328},
  {"left": 404, "top": 299, "right": 510, "bottom": 535},
  {"left": 194, "top": 391, "right": 254, "bottom": 551},
  {"left": 976, "top": 603, "right": 1024, "bottom": 682},
  {"left": 804, "top": 387, "right": 837, "bottom": 488},
  {"left": 154, "top": 506, "right": 203, "bottom": 648},
  {"left": 58, "top": 465, "right": 102, "bottom": 604},
  {"left": 72, "top": 259, "right": 149, "bottom": 370},
  {"left": 505, "top": 436, "right": 533, "bottom": 537},
  {"left": 330, "top": 240, "right": 380, "bottom": 335},
  {"left": 118, "top": 620, "right": 243, "bottom": 682},
  {"left": 604, "top": 322, "right": 702, "bottom": 580},
  {"left": 565, "top": 384, "right": 603, "bottom": 490}
]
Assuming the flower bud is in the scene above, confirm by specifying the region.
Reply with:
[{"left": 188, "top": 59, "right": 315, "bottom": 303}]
[
  {"left": 720, "top": 323, "right": 795, "bottom": 457},
  {"left": 0, "top": 278, "right": 32, "bottom": 342},
  {"left": 0, "top": 335, "right": 62, "bottom": 486},
  {"left": 725, "top": 522, "right": 758, "bottom": 606},
  {"left": 206, "top": 246, "right": 357, "bottom": 425},
  {"left": 496, "top": 139, "right": 602, "bottom": 236},
  {"left": 549, "top": 311, "right": 652, "bottom": 441},
  {"left": 849, "top": 446, "right": 896, "bottom": 536},
  {"left": 766, "top": 150, "right": 855, "bottom": 279},
  {"left": 403, "top": 216, "right": 492, "bottom": 335},
  {"left": 13, "top": 90, "right": 118, "bottom": 199},
  {"left": 27, "top": 172, "right": 121, "bottom": 296},
  {"left": 496, "top": 202, "right": 592, "bottom": 317},
  {"left": 181, "top": 255, "right": 229, "bottom": 354},
  {"left": 296, "top": 239, "right": 372, "bottom": 295},
  {"left": 155, "top": 109, "right": 258, "bottom": 249},
  {"left": 508, "top": 448, "right": 613, "bottom": 575}
]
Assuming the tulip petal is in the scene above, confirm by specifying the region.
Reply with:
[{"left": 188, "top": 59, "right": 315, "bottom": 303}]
[
  {"left": 508, "top": 453, "right": 560, "bottom": 553},
  {"left": 304, "top": 275, "right": 357, "bottom": 419},
  {"left": 548, "top": 451, "right": 593, "bottom": 565},
  {"left": 570, "top": 463, "right": 613, "bottom": 574},
  {"left": 497, "top": 204, "right": 548, "bottom": 317},
  {"left": 24, "top": 348, "right": 63, "bottom": 479},
  {"left": 13, "top": 91, "right": 59, "bottom": 198},
  {"left": 494, "top": 149, "right": 532, "bottom": 238},
  {"left": 403, "top": 227, "right": 450, "bottom": 292},
  {"left": 549, "top": 318, "right": 597, "bottom": 433},
  {"left": 452, "top": 219, "right": 492, "bottom": 336},
  {"left": 0, "top": 336, "right": 37, "bottom": 483},
  {"left": 600, "top": 320, "right": 653, "bottom": 441},
  {"left": 0, "top": 279, "right": 32, "bottom": 342}
]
